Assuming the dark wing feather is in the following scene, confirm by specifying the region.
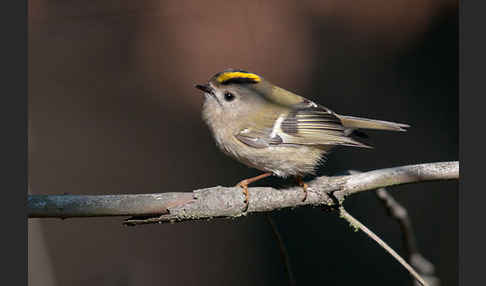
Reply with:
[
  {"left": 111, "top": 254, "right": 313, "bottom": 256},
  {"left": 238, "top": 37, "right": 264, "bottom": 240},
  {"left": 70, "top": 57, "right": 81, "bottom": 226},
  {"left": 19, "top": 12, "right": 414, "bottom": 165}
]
[
  {"left": 235, "top": 130, "right": 282, "bottom": 149},
  {"left": 278, "top": 107, "right": 371, "bottom": 148},
  {"left": 234, "top": 106, "right": 370, "bottom": 149}
]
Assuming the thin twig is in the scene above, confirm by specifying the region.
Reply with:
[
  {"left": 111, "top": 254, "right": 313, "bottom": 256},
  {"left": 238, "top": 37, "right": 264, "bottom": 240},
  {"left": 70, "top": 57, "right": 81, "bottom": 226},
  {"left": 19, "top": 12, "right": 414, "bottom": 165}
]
[
  {"left": 265, "top": 215, "right": 296, "bottom": 286},
  {"left": 26, "top": 161, "right": 458, "bottom": 225},
  {"left": 376, "top": 188, "right": 440, "bottom": 286},
  {"left": 338, "top": 206, "right": 428, "bottom": 286},
  {"left": 376, "top": 188, "right": 419, "bottom": 254}
]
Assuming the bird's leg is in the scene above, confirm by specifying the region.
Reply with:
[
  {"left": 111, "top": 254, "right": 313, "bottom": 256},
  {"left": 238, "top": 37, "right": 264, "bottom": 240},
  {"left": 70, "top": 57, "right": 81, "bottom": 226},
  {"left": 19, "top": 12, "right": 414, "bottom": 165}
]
[
  {"left": 237, "top": 172, "right": 273, "bottom": 211},
  {"left": 296, "top": 176, "right": 308, "bottom": 202}
]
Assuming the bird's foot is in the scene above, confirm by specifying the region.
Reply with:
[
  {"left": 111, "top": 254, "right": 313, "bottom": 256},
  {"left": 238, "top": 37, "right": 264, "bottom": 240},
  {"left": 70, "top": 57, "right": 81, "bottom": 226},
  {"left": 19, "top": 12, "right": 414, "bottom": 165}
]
[
  {"left": 296, "top": 177, "right": 308, "bottom": 202},
  {"left": 236, "top": 172, "right": 273, "bottom": 213},
  {"left": 237, "top": 180, "right": 250, "bottom": 212}
]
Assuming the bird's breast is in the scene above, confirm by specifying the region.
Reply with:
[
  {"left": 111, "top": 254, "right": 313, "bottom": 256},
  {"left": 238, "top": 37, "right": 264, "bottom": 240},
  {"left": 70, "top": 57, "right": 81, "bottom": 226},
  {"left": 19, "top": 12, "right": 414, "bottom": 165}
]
[{"left": 214, "top": 132, "right": 326, "bottom": 178}]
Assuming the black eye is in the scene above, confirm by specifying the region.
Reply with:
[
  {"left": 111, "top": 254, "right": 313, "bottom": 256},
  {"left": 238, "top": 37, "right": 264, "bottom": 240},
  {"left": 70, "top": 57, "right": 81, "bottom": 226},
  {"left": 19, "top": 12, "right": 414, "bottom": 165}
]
[{"left": 224, "top": 92, "right": 235, "bottom": 101}]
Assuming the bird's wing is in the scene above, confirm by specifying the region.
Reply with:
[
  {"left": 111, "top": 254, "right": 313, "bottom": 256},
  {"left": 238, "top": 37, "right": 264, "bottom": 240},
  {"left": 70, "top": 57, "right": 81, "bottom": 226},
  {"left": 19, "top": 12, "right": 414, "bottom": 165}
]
[
  {"left": 277, "top": 107, "right": 371, "bottom": 148},
  {"left": 235, "top": 128, "right": 282, "bottom": 149},
  {"left": 239, "top": 83, "right": 406, "bottom": 148},
  {"left": 235, "top": 106, "right": 370, "bottom": 149},
  {"left": 234, "top": 111, "right": 283, "bottom": 149}
]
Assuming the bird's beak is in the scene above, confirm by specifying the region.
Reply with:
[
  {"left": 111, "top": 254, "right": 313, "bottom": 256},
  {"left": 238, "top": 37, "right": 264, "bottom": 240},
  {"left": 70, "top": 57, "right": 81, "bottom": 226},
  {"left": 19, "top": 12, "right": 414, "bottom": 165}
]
[
  {"left": 195, "top": 84, "right": 213, "bottom": 94},
  {"left": 195, "top": 83, "right": 221, "bottom": 106}
]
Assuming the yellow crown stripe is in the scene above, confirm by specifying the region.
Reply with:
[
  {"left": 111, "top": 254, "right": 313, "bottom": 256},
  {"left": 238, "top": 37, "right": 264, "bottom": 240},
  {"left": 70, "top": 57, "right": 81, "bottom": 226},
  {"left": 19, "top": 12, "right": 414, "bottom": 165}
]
[{"left": 216, "top": 72, "right": 261, "bottom": 84}]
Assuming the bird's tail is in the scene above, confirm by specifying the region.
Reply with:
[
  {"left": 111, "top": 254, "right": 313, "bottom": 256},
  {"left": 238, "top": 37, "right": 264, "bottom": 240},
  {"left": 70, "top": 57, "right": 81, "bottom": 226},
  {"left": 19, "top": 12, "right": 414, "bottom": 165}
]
[{"left": 337, "top": 115, "right": 409, "bottom": 132}]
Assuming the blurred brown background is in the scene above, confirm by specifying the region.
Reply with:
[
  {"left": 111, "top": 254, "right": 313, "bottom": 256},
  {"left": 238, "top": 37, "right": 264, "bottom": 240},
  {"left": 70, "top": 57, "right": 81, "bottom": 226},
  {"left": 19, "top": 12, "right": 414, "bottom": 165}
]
[{"left": 28, "top": 1, "right": 458, "bottom": 285}]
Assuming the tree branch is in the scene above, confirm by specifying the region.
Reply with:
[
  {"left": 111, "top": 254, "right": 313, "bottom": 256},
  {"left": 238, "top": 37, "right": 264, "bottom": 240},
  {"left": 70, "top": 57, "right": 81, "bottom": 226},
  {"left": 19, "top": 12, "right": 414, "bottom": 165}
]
[
  {"left": 338, "top": 206, "right": 429, "bottom": 286},
  {"left": 375, "top": 188, "right": 440, "bottom": 286},
  {"left": 27, "top": 161, "right": 458, "bottom": 225}
]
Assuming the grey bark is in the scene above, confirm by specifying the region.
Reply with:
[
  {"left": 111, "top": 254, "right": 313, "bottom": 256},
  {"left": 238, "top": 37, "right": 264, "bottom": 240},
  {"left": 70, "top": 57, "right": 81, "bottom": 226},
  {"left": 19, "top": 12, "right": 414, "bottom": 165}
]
[{"left": 27, "top": 161, "right": 459, "bottom": 225}]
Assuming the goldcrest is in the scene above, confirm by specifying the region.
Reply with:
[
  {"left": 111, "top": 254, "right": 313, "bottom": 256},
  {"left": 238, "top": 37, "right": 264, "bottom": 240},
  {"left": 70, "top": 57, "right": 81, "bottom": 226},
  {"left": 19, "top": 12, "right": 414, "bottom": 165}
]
[{"left": 196, "top": 69, "right": 408, "bottom": 206}]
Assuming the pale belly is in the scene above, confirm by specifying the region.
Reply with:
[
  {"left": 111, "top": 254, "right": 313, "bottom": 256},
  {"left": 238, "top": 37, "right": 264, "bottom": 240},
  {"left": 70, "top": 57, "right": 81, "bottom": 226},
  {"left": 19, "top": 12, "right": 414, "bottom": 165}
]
[{"left": 218, "top": 137, "right": 328, "bottom": 178}]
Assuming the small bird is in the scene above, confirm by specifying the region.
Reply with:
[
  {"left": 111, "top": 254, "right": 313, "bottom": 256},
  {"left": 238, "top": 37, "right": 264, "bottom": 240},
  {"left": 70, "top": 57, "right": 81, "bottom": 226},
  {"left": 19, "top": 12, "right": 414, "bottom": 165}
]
[{"left": 196, "top": 69, "right": 409, "bottom": 210}]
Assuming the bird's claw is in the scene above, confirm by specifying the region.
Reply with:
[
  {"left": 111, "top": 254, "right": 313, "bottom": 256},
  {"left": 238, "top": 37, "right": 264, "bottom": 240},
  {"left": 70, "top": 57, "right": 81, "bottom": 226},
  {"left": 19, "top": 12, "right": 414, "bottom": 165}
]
[
  {"left": 237, "top": 180, "right": 250, "bottom": 212},
  {"left": 297, "top": 177, "right": 308, "bottom": 202}
]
